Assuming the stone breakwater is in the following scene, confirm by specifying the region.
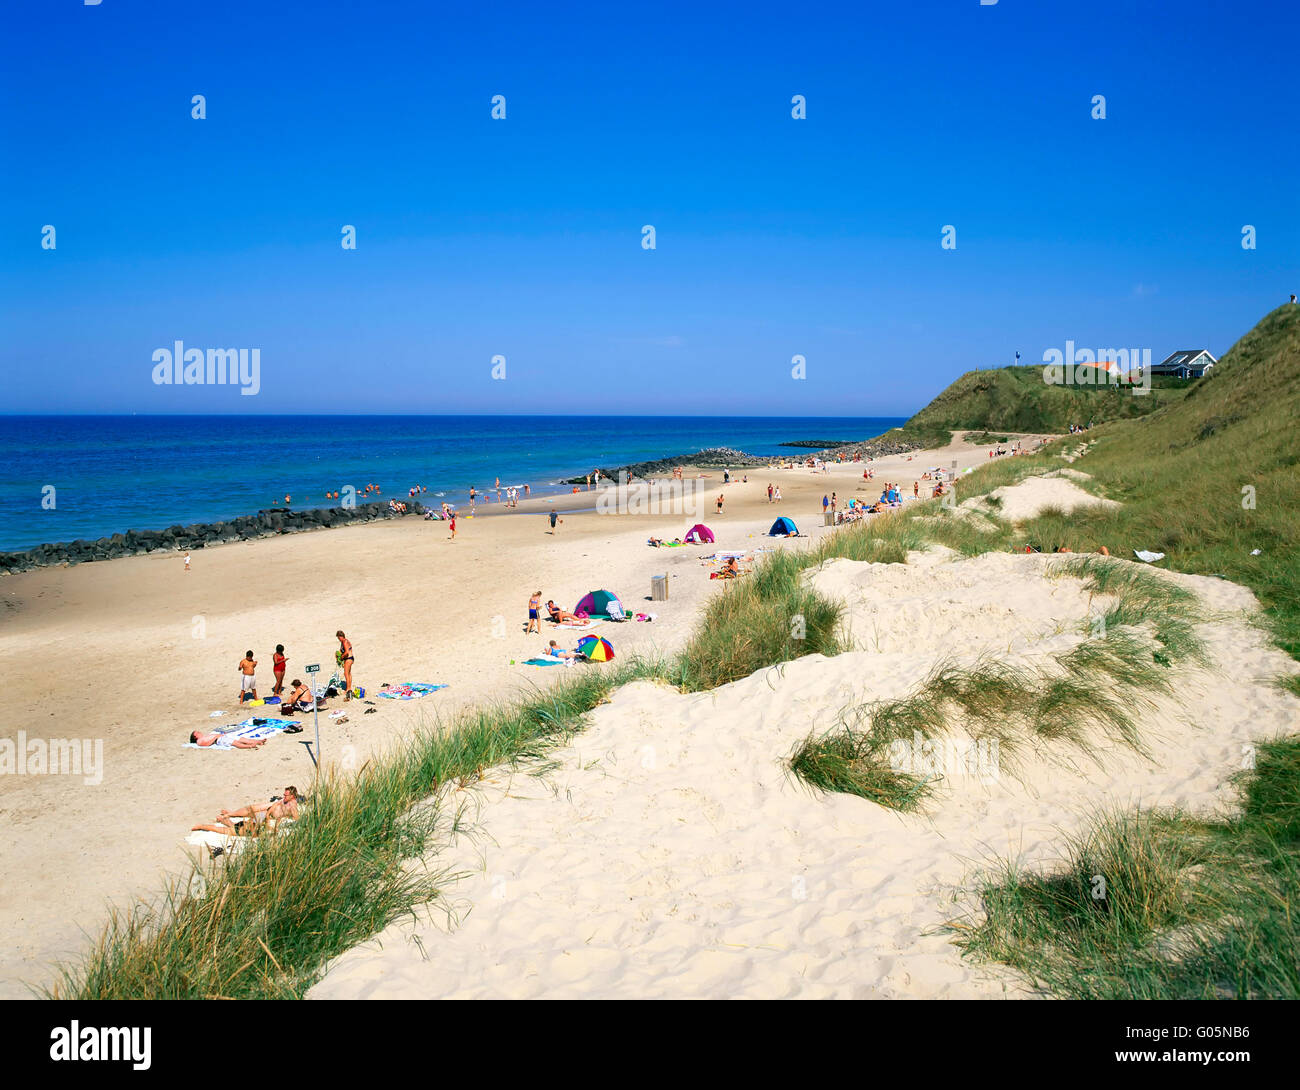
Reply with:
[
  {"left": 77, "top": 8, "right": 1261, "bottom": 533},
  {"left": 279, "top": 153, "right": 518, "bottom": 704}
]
[
  {"left": 817, "top": 430, "right": 938, "bottom": 460},
  {"left": 564, "top": 447, "right": 769, "bottom": 484},
  {"left": 0, "top": 501, "right": 426, "bottom": 576}
]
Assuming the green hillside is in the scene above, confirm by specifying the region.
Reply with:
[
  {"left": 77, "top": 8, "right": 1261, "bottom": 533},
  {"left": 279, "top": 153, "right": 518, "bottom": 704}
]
[{"left": 905, "top": 364, "right": 1195, "bottom": 434}]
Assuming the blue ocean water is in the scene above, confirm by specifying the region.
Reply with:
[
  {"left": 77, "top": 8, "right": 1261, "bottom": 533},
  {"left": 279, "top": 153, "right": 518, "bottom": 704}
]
[{"left": 0, "top": 415, "right": 905, "bottom": 552}]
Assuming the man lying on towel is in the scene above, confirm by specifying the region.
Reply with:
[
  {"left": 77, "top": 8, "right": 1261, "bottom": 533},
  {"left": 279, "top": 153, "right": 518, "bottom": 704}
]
[{"left": 191, "top": 785, "right": 301, "bottom": 835}]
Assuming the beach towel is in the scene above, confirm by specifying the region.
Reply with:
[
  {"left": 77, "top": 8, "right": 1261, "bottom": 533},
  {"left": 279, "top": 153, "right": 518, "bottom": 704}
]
[
  {"left": 1134, "top": 550, "right": 1166, "bottom": 563},
  {"left": 377, "top": 682, "right": 449, "bottom": 700},
  {"left": 185, "top": 717, "right": 298, "bottom": 749},
  {"left": 186, "top": 830, "right": 249, "bottom": 854},
  {"left": 522, "top": 656, "right": 565, "bottom": 666}
]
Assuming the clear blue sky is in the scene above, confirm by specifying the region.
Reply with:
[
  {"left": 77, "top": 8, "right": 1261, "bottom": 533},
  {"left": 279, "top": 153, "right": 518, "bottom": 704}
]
[{"left": 1, "top": 0, "right": 1295, "bottom": 415}]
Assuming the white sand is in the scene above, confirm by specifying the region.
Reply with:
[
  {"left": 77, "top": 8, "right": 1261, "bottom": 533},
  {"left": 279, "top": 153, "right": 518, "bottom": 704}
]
[
  {"left": 310, "top": 552, "right": 1299, "bottom": 1000},
  {"left": 963, "top": 474, "right": 1120, "bottom": 523}
]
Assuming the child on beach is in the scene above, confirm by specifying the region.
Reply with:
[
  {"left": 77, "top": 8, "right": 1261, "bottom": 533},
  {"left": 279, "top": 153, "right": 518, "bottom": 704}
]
[
  {"left": 448, "top": 512, "right": 457, "bottom": 539},
  {"left": 549, "top": 507, "right": 558, "bottom": 533},
  {"left": 273, "top": 644, "right": 287, "bottom": 695},
  {"left": 527, "top": 591, "right": 542, "bottom": 634},
  {"left": 184, "top": 552, "right": 191, "bottom": 572},
  {"left": 238, "top": 651, "right": 258, "bottom": 703}
]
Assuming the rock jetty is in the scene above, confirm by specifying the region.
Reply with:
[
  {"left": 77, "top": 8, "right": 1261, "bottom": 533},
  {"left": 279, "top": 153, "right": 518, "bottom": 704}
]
[
  {"left": 0, "top": 501, "right": 425, "bottom": 576},
  {"left": 564, "top": 447, "right": 768, "bottom": 484}
]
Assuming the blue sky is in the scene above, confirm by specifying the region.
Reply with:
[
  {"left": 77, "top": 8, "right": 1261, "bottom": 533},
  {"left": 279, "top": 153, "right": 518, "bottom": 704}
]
[{"left": 1, "top": 0, "right": 1296, "bottom": 415}]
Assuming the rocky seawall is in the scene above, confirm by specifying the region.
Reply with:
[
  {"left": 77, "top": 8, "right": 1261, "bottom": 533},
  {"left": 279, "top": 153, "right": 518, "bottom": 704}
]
[
  {"left": 0, "top": 501, "right": 426, "bottom": 576},
  {"left": 816, "top": 430, "right": 939, "bottom": 460},
  {"left": 563, "top": 447, "right": 770, "bottom": 484}
]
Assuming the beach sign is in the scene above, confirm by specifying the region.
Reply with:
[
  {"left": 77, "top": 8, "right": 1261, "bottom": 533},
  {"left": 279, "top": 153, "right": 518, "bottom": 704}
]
[{"left": 305, "top": 664, "right": 321, "bottom": 771}]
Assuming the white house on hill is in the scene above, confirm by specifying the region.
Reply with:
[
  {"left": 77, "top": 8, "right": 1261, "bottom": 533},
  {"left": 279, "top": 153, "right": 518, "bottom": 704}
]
[{"left": 1151, "top": 349, "right": 1217, "bottom": 378}]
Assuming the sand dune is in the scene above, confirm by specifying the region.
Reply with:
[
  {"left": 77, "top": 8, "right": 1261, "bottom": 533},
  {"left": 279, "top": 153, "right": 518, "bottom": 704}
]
[{"left": 310, "top": 551, "right": 1299, "bottom": 999}]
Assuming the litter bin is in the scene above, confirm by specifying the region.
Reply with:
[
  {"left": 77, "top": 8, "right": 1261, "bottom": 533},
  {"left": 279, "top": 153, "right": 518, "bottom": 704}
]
[
  {"left": 823, "top": 511, "right": 834, "bottom": 526},
  {"left": 651, "top": 574, "right": 669, "bottom": 601}
]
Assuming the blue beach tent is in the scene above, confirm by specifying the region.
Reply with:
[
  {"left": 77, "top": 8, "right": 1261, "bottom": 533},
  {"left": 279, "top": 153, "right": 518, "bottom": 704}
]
[{"left": 768, "top": 516, "right": 799, "bottom": 536}]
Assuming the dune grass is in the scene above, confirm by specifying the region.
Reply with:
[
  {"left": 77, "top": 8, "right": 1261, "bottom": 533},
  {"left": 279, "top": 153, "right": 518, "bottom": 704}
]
[
  {"left": 950, "top": 738, "right": 1300, "bottom": 999},
  {"left": 674, "top": 549, "right": 845, "bottom": 691},
  {"left": 790, "top": 551, "right": 1205, "bottom": 810}
]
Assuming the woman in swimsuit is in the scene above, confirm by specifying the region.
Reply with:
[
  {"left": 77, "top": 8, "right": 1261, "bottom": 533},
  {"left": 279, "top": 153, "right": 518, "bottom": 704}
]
[
  {"left": 527, "top": 591, "right": 542, "bottom": 633},
  {"left": 336, "top": 630, "right": 355, "bottom": 698}
]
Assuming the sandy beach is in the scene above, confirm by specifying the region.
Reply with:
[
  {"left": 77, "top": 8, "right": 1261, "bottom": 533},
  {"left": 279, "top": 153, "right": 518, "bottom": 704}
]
[{"left": 0, "top": 433, "right": 1009, "bottom": 996}]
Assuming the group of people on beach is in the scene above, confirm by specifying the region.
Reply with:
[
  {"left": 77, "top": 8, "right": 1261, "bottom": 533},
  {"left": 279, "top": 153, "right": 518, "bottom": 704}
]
[
  {"left": 525, "top": 590, "right": 590, "bottom": 630},
  {"left": 229, "top": 631, "right": 356, "bottom": 709}
]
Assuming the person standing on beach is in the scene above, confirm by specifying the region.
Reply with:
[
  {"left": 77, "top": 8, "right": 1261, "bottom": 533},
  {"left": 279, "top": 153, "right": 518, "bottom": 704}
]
[
  {"left": 238, "top": 651, "right": 258, "bottom": 703},
  {"left": 767, "top": 483, "right": 773, "bottom": 503},
  {"left": 549, "top": 506, "right": 558, "bottom": 533},
  {"left": 527, "top": 591, "right": 542, "bottom": 634},
  {"left": 184, "top": 551, "right": 191, "bottom": 572},
  {"left": 822, "top": 494, "right": 830, "bottom": 517},
  {"left": 449, "top": 512, "right": 457, "bottom": 540},
  {"left": 272, "top": 644, "right": 288, "bottom": 695},
  {"left": 716, "top": 493, "right": 725, "bottom": 515},
  {"left": 469, "top": 487, "right": 476, "bottom": 513},
  {"left": 336, "top": 631, "right": 355, "bottom": 699},
  {"left": 774, "top": 486, "right": 782, "bottom": 502}
]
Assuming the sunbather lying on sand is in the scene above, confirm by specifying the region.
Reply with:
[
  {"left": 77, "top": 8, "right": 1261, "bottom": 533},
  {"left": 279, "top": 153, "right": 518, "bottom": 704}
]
[
  {"left": 546, "top": 600, "right": 580, "bottom": 623},
  {"left": 189, "top": 730, "right": 266, "bottom": 749},
  {"left": 192, "top": 786, "right": 301, "bottom": 834},
  {"left": 545, "top": 640, "right": 580, "bottom": 660}
]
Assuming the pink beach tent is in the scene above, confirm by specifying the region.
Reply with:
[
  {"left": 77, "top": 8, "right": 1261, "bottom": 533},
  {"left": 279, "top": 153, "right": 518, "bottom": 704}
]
[{"left": 684, "top": 524, "right": 715, "bottom": 543}]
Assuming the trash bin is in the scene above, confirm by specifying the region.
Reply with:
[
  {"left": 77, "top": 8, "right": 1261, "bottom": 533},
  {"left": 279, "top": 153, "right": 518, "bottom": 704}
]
[
  {"left": 651, "top": 574, "right": 669, "bottom": 601},
  {"left": 823, "top": 511, "right": 834, "bottom": 526}
]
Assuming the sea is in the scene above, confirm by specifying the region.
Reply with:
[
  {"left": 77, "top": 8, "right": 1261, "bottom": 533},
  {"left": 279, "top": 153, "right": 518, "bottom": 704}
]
[{"left": 0, "top": 415, "right": 905, "bottom": 552}]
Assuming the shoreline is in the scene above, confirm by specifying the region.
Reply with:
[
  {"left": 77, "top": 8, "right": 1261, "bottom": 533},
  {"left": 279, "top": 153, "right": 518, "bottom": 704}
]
[{"left": 1, "top": 432, "right": 917, "bottom": 571}]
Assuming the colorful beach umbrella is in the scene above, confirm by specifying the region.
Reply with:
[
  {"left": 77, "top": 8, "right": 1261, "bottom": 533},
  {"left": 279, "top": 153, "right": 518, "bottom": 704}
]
[{"left": 576, "top": 635, "right": 615, "bottom": 662}]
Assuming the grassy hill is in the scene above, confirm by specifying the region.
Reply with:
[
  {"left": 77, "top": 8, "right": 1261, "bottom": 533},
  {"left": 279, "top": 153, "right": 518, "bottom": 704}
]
[{"left": 905, "top": 364, "right": 1196, "bottom": 434}]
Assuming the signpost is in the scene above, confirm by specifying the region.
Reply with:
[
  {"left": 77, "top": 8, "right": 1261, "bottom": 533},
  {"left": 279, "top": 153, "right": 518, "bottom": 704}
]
[{"left": 305, "top": 663, "right": 321, "bottom": 774}]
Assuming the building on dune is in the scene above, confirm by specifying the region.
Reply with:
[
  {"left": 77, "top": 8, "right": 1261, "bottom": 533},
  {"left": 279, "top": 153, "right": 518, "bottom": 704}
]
[{"left": 1150, "top": 349, "right": 1218, "bottom": 379}]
